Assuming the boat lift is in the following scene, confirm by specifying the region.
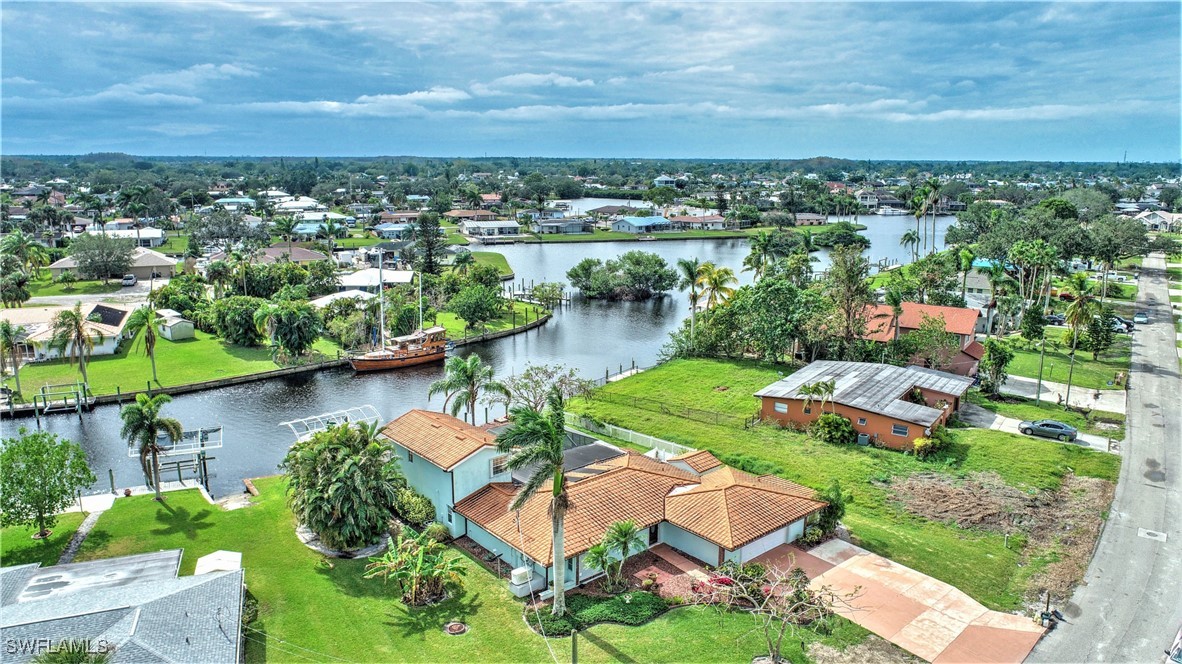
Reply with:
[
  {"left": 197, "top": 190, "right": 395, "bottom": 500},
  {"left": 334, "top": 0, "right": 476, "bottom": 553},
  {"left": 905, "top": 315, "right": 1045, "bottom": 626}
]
[
  {"left": 128, "top": 425, "right": 223, "bottom": 492},
  {"left": 279, "top": 405, "right": 382, "bottom": 442}
]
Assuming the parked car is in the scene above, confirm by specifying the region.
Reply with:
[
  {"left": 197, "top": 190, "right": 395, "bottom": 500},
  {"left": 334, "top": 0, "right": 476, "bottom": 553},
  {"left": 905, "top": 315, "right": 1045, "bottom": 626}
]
[
  {"left": 120, "top": 274, "right": 137, "bottom": 286},
  {"left": 1112, "top": 315, "right": 1135, "bottom": 332},
  {"left": 1045, "top": 313, "right": 1066, "bottom": 326},
  {"left": 1018, "top": 419, "right": 1078, "bottom": 442},
  {"left": 1134, "top": 311, "right": 1150, "bottom": 324}
]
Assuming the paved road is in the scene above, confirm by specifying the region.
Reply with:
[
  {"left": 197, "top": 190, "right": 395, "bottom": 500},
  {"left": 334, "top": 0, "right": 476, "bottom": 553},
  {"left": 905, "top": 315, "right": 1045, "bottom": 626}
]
[
  {"left": 958, "top": 404, "right": 1118, "bottom": 455},
  {"left": 1029, "top": 253, "right": 1182, "bottom": 663}
]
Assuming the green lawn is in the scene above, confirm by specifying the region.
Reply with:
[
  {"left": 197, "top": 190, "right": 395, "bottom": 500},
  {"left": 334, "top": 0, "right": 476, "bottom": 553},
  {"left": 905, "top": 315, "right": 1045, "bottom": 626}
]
[
  {"left": 437, "top": 300, "right": 546, "bottom": 340},
  {"left": 3, "top": 331, "right": 344, "bottom": 400},
  {"left": 446, "top": 232, "right": 470, "bottom": 246},
  {"left": 1, "top": 512, "right": 87, "bottom": 567},
  {"left": 27, "top": 274, "right": 124, "bottom": 297},
  {"left": 964, "top": 390, "right": 1125, "bottom": 439},
  {"left": 569, "top": 359, "right": 1120, "bottom": 611},
  {"left": 157, "top": 232, "right": 190, "bottom": 256},
  {"left": 1006, "top": 333, "right": 1132, "bottom": 390},
  {"left": 72, "top": 478, "right": 866, "bottom": 663},
  {"left": 469, "top": 251, "right": 513, "bottom": 277}
]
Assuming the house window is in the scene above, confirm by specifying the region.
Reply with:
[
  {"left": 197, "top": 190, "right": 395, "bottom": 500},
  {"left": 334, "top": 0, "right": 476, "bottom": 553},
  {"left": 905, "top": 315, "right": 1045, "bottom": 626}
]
[
  {"left": 857, "top": 418, "right": 867, "bottom": 426},
  {"left": 891, "top": 423, "right": 910, "bottom": 437},
  {"left": 446, "top": 506, "right": 453, "bottom": 524},
  {"left": 774, "top": 402, "right": 788, "bottom": 414},
  {"left": 566, "top": 558, "right": 574, "bottom": 572},
  {"left": 407, "top": 451, "right": 414, "bottom": 463},
  {"left": 491, "top": 455, "right": 510, "bottom": 476},
  {"left": 803, "top": 405, "right": 812, "bottom": 414}
]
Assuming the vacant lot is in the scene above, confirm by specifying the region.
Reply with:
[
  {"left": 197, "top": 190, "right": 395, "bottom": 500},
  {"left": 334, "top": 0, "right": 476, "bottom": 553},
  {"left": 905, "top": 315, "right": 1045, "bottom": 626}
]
[
  {"left": 965, "top": 391, "right": 1126, "bottom": 439},
  {"left": 570, "top": 359, "right": 1120, "bottom": 611},
  {"left": 1006, "top": 333, "right": 1132, "bottom": 390}
]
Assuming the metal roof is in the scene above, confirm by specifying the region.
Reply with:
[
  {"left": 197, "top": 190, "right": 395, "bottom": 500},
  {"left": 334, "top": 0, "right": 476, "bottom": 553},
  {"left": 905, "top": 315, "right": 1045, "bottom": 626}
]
[{"left": 754, "top": 361, "right": 974, "bottom": 427}]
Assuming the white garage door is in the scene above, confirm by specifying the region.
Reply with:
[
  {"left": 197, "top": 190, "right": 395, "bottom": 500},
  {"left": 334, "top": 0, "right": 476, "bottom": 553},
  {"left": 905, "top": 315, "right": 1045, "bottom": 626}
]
[{"left": 740, "top": 527, "right": 788, "bottom": 561}]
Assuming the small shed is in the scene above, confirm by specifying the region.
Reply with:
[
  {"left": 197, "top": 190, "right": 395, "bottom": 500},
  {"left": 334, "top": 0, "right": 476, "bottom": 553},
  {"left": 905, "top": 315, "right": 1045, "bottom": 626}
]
[{"left": 158, "top": 314, "right": 195, "bottom": 341}]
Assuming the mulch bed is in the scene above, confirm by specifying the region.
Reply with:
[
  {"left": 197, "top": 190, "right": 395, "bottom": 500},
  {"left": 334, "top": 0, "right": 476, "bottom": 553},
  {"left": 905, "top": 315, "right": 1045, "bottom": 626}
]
[
  {"left": 453, "top": 535, "right": 512, "bottom": 579},
  {"left": 618, "top": 550, "right": 698, "bottom": 600}
]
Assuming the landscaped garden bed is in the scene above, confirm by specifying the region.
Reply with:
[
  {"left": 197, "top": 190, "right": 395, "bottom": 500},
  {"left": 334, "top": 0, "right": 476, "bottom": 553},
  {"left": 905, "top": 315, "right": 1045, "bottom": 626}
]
[{"left": 525, "top": 590, "right": 671, "bottom": 636}]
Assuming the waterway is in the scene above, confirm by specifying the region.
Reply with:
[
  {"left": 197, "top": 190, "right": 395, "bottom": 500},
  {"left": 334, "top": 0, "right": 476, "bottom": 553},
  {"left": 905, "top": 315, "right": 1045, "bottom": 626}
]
[{"left": 25, "top": 213, "right": 956, "bottom": 497}]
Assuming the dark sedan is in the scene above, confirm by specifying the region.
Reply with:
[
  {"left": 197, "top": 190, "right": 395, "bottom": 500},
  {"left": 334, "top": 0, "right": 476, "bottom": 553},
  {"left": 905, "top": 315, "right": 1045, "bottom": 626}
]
[{"left": 1019, "top": 419, "right": 1078, "bottom": 442}]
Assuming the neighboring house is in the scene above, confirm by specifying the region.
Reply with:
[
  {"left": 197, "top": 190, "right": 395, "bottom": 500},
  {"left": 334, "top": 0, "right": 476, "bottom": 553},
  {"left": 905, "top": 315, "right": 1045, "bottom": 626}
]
[
  {"left": 381, "top": 410, "right": 826, "bottom": 597},
  {"left": 374, "top": 222, "right": 414, "bottom": 240},
  {"left": 653, "top": 175, "right": 677, "bottom": 187},
  {"left": 587, "top": 205, "right": 641, "bottom": 218},
  {"left": 863, "top": 301, "right": 984, "bottom": 375},
  {"left": 755, "top": 361, "right": 973, "bottom": 449},
  {"left": 210, "top": 246, "right": 329, "bottom": 266},
  {"left": 611, "top": 216, "right": 672, "bottom": 233},
  {"left": 669, "top": 214, "right": 726, "bottom": 231},
  {"left": 444, "top": 209, "right": 498, "bottom": 222},
  {"left": 156, "top": 308, "right": 195, "bottom": 341},
  {"left": 299, "top": 211, "right": 352, "bottom": 224},
  {"left": 0, "top": 549, "right": 244, "bottom": 663},
  {"left": 275, "top": 196, "right": 323, "bottom": 212},
  {"left": 0, "top": 303, "right": 133, "bottom": 362},
  {"left": 309, "top": 289, "right": 376, "bottom": 308},
  {"left": 1135, "top": 209, "right": 1181, "bottom": 233},
  {"left": 793, "top": 213, "right": 828, "bottom": 226},
  {"left": 377, "top": 211, "right": 421, "bottom": 224},
  {"left": 530, "top": 219, "right": 593, "bottom": 235},
  {"left": 337, "top": 267, "right": 415, "bottom": 292},
  {"left": 49, "top": 247, "right": 177, "bottom": 281},
  {"left": 517, "top": 208, "right": 566, "bottom": 222},
  {"left": 104, "top": 219, "right": 137, "bottom": 231},
  {"left": 71, "top": 227, "right": 165, "bottom": 248},
  {"left": 459, "top": 219, "right": 521, "bottom": 237},
  {"left": 214, "top": 196, "right": 255, "bottom": 212},
  {"left": 480, "top": 193, "right": 503, "bottom": 208},
  {"left": 854, "top": 189, "right": 879, "bottom": 208}
]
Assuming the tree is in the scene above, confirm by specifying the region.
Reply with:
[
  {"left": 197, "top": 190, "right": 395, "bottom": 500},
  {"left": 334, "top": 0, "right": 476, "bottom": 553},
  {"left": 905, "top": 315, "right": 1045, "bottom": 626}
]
[
  {"left": 282, "top": 422, "right": 404, "bottom": 551},
  {"left": 452, "top": 249, "right": 475, "bottom": 276},
  {"left": 272, "top": 215, "right": 298, "bottom": 254},
  {"left": 257, "top": 300, "right": 323, "bottom": 358},
  {"left": 119, "top": 393, "right": 183, "bottom": 501},
  {"left": 125, "top": 304, "right": 161, "bottom": 384},
  {"left": 816, "top": 479, "right": 852, "bottom": 534},
  {"left": 427, "top": 353, "right": 509, "bottom": 424},
  {"left": 643, "top": 185, "right": 677, "bottom": 209},
  {"left": 414, "top": 212, "right": 447, "bottom": 275},
  {"left": 822, "top": 244, "right": 872, "bottom": 358},
  {"left": 50, "top": 303, "right": 99, "bottom": 385},
  {"left": 583, "top": 543, "right": 619, "bottom": 589},
  {"left": 187, "top": 209, "right": 269, "bottom": 254},
  {"left": 530, "top": 281, "right": 565, "bottom": 310},
  {"left": 1, "top": 229, "right": 37, "bottom": 269},
  {"left": 364, "top": 526, "right": 467, "bottom": 606},
  {"left": 884, "top": 285, "right": 905, "bottom": 342},
  {"left": 0, "top": 270, "right": 31, "bottom": 308},
  {"left": 958, "top": 246, "right": 976, "bottom": 302},
  {"left": 1063, "top": 287, "right": 1100, "bottom": 408},
  {"left": 495, "top": 387, "right": 570, "bottom": 616},
  {"left": 696, "top": 262, "right": 738, "bottom": 310},
  {"left": 900, "top": 229, "right": 920, "bottom": 263},
  {"left": 205, "top": 260, "right": 233, "bottom": 299},
  {"left": 212, "top": 296, "right": 268, "bottom": 346},
  {"left": 448, "top": 285, "right": 503, "bottom": 333},
  {"left": 1083, "top": 309, "right": 1117, "bottom": 361},
  {"left": 68, "top": 233, "right": 134, "bottom": 282},
  {"left": 977, "top": 338, "right": 1014, "bottom": 396},
  {"left": 0, "top": 428, "right": 95, "bottom": 539},
  {"left": 603, "top": 520, "right": 645, "bottom": 586},
  {"left": 1089, "top": 215, "right": 1148, "bottom": 306},
  {"left": 493, "top": 363, "right": 593, "bottom": 411},
  {"left": 905, "top": 314, "right": 961, "bottom": 371},
  {"left": 566, "top": 251, "right": 677, "bottom": 301},
  {"left": 0, "top": 320, "right": 26, "bottom": 396}
]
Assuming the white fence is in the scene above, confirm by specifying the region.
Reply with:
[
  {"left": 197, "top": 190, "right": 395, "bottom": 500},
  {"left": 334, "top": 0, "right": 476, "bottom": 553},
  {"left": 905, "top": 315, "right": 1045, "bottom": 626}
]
[{"left": 566, "top": 413, "right": 696, "bottom": 459}]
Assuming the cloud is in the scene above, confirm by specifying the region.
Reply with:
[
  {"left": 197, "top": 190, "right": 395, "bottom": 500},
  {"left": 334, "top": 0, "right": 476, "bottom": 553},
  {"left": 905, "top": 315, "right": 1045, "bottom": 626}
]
[
  {"left": 147, "top": 122, "right": 221, "bottom": 137},
  {"left": 241, "top": 86, "right": 469, "bottom": 117},
  {"left": 2, "top": 76, "right": 37, "bottom": 85},
  {"left": 126, "top": 63, "right": 257, "bottom": 93},
  {"left": 880, "top": 101, "right": 1156, "bottom": 123},
  {"left": 471, "top": 72, "right": 594, "bottom": 96}
]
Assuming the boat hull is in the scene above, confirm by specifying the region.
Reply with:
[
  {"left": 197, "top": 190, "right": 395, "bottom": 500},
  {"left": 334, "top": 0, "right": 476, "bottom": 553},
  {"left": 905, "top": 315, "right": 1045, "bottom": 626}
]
[{"left": 348, "top": 349, "right": 446, "bottom": 372}]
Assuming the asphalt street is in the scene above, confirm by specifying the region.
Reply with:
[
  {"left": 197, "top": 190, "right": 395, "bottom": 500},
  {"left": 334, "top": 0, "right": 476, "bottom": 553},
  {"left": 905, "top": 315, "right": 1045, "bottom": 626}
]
[{"left": 1028, "top": 253, "right": 1181, "bottom": 663}]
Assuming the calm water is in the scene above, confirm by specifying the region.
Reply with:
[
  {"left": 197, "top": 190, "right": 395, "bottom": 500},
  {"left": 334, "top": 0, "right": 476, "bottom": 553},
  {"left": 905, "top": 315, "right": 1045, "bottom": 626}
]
[{"left": 21, "top": 214, "right": 955, "bottom": 497}]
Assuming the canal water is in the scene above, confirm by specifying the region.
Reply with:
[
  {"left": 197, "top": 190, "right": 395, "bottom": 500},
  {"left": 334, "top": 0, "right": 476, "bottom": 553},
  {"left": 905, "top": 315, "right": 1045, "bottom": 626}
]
[{"left": 22, "top": 214, "right": 956, "bottom": 497}]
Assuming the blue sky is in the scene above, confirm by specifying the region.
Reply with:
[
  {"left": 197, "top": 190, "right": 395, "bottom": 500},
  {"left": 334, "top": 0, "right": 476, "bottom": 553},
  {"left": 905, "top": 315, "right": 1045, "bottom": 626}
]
[{"left": 2, "top": 2, "right": 1179, "bottom": 161}]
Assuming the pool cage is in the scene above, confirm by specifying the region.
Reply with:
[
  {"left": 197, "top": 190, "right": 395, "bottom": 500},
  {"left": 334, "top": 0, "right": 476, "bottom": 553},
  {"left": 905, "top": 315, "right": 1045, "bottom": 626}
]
[{"left": 279, "top": 405, "right": 382, "bottom": 442}]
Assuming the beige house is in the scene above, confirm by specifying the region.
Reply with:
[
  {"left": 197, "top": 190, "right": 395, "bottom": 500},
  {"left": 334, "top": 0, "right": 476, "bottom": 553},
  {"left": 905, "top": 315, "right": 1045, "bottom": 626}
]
[
  {"left": 0, "top": 303, "right": 133, "bottom": 362},
  {"left": 49, "top": 247, "right": 177, "bottom": 281}
]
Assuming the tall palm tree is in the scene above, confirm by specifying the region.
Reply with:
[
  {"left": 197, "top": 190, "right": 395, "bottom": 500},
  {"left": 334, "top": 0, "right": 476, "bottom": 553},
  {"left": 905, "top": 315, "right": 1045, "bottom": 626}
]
[
  {"left": 696, "top": 262, "right": 737, "bottom": 310},
  {"left": 125, "top": 304, "right": 161, "bottom": 384},
  {"left": 120, "top": 393, "right": 183, "bottom": 501},
  {"left": 676, "top": 257, "right": 703, "bottom": 341},
  {"left": 983, "top": 262, "right": 1012, "bottom": 339},
  {"left": 900, "top": 230, "right": 920, "bottom": 264},
  {"left": 884, "top": 285, "right": 905, "bottom": 341},
  {"left": 958, "top": 247, "right": 976, "bottom": 302},
  {"left": 0, "top": 230, "right": 35, "bottom": 270},
  {"left": 453, "top": 250, "right": 475, "bottom": 276},
  {"left": 495, "top": 387, "right": 570, "bottom": 616},
  {"left": 25, "top": 244, "right": 49, "bottom": 280},
  {"left": 427, "top": 354, "right": 509, "bottom": 424},
  {"left": 742, "top": 231, "right": 779, "bottom": 280},
  {"left": 205, "top": 260, "right": 233, "bottom": 299},
  {"left": 922, "top": 178, "right": 941, "bottom": 255},
  {"left": 49, "top": 303, "right": 99, "bottom": 385},
  {"left": 814, "top": 379, "right": 837, "bottom": 413},
  {"left": 273, "top": 216, "right": 297, "bottom": 254},
  {"left": 1063, "top": 287, "right": 1100, "bottom": 409},
  {"left": 0, "top": 320, "right": 26, "bottom": 397}
]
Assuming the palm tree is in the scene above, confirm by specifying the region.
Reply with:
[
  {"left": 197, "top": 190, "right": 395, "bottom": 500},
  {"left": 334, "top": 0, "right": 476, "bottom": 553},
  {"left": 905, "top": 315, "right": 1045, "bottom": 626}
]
[
  {"left": 583, "top": 543, "right": 618, "bottom": 587},
  {"left": 742, "top": 231, "right": 779, "bottom": 280},
  {"left": 50, "top": 303, "right": 99, "bottom": 385},
  {"left": 696, "top": 262, "right": 738, "bottom": 310},
  {"left": 205, "top": 260, "right": 233, "bottom": 299},
  {"left": 922, "top": 178, "right": 941, "bottom": 255},
  {"left": 125, "top": 304, "right": 161, "bottom": 384},
  {"left": 495, "top": 387, "right": 570, "bottom": 616},
  {"left": 676, "top": 257, "right": 703, "bottom": 341},
  {"left": 815, "top": 379, "right": 836, "bottom": 413},
  {"left": 899, "top": 229, "right": 919, "bottom": 264},
  {"left": 983, "top": 262, "right": 1012, "bottom": 339},
  {"left": 427, "top": 354, "right": 509, "bottom": 424},
  {"left": 0, "top": 230, "right": 35, "bottom": 270},
  {"left": 273, "top": 216, "right": 297, "bottom": 254},
  {"left": 884, "top": 285, "right": 905, "bottom": 341},
  {"left": 796, "top": 382, "right": 821, "bottom": 414},
  {"left": 120, "top": 393, "right": 183, "bottom": 501},
  {"left": 1063, "top": 288, "right": 1100, "bottom": 409},
  {"left": 603, "top": 520, "right": 645, "bottom": 586},
  {"left": 0, "top": 320, "right": 26, "bottom": 396},
  {"left": 453, "top": 250, "right": 475, "bottom": 276},
  {"left": 958, "top": 247, "right": 976, "bottom": 302}
]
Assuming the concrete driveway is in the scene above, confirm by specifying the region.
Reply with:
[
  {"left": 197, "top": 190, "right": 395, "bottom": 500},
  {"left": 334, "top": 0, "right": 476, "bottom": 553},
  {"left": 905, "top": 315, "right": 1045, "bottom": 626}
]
[
  {"left": 958, "top": 403, "right": 1119, "bottom": 454},
  {"left": 757, "top": 540, "right": 1044, "bottom": 663},
  {"left": 999, "top": 375, "right": 1126, "bottom": 413}
]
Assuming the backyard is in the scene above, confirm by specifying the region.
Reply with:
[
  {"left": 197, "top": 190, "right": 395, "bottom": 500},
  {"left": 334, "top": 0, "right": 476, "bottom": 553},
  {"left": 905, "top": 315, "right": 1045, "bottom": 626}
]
[
  {"left": 0, "top": 512, "right": 87, "bottom": 567},
  {"left": 1005, "top": 332, "right": 1132, "bottom": 390},
  {"left": 568, "top": 358, "right": 1121, "bottom": 611},
  {"left": 468, "top": 251, "right": 513, "bottom": 278},
  {"left": 67, "top": 478, "right": 867, "bottom": 663},
  {"left": 436, "top": 300, "right": 547, "bottom": 340},
  {"left": 26, "top": 273, "right": 123, "bottom": 297}
]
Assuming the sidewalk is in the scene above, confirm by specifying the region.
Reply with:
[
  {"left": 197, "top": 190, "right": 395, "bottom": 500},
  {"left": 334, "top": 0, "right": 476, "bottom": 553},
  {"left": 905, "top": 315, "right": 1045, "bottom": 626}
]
[
  {"left": 959, "top": 403, "right": 1118, "bottom": 454},
  {"left": 999, "top": 375, "right": 1126, "bottom": 413}
]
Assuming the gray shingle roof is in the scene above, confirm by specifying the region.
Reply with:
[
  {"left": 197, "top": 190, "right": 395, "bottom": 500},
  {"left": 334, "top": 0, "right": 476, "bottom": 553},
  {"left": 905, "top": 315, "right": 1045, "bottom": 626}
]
[{"left": 754, "top": 361, "right": 973, "bottom": 427}]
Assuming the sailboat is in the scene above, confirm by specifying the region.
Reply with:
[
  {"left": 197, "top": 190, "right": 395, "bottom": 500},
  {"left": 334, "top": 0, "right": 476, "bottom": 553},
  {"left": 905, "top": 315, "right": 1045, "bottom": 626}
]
[{"left": 348, "top": 250, "right": 448, "bottom": 373}]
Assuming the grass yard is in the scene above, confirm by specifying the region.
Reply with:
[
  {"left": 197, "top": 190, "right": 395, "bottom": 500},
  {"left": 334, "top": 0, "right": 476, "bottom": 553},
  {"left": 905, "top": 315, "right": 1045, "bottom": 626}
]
[
  {"left": 0, "top": 512, "right": 87, "bottom": 568},
  {"left": 72, "top": 478, "right": 866, "bottom": 663},
  {"left": 446, "top": 232, "right": 470, "bottom": 246},
  {"left": 569, "top": 359, "right": 1120, "bottom": 611},
  {"left": 437, "top": 300, "right": 546, "bottom": 340},
  {"left": 964, "top": 390, "right": 1125, "bottom": 439},
  {"left": 26, "top": 274, "right": 124, "bottom": 297},
  {"left": 157, "top": 232, "right": 190, "bottom": 256},
  {"left": 468, "top": 251, "right": 513, "bottom": 277},
  {"left": 1006, "top": 334, "right": 1132, "bottom": 390},
  {"left": 3, "top": 331, "right": 344, "bottom": 400}
]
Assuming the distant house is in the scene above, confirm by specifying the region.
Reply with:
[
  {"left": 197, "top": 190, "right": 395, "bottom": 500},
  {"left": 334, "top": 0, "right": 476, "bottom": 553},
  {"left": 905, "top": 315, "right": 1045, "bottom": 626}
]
[
  {"left": 377, "top": 211, "right": 421, "bottom": 224},
  {"left": 854, "top": 189, "right": 879, "bottom": 208},
  {"left": 669, "top": 214, "right": 726, "bottom": 231},
  {"left": 653, "top": 175, "right": 677, "bottom": 187},
  {"left": 459, "top": 219, "right": 521, "bottom": 237},
  {"left": 49, "top": 246, "right": 176, "bottom": 280},
  {"left": 214, "top": 196, "right": 255, "bottom": 212},
  {"left": 862, "top": 301, "right": 984, "bottom": 375},
  {"left": 73, "top": 227, "right": 165, "bottom": 248},
  {"left": 612, "top": 216, "right": 671, "bottom": 233},
  {"left": 210, "top": 246, "right": 329, "bottom": 266},
  {"left": 0, "top": 303, "right": 133, "bottom": 361},
  {"left": 531, "top": 219, "right": 593, "bottom": 235},
  {"left": 587, "top": 205, "right": 640, "bottom": 218},
  {"left": 517, "top": 208, "right": 566, "bottom": 222},
  {"left": 755, "top": 361, "right": 973, "bottom": 449},
  {"left": 793, "top": 213, "right": 828, "bottom": 226},
  {"left": 444, "top": 209, "right": 497, "bottom": 222},
  {"left": 1135, "top": 209, "right": 1181, "bottom": 233},
  {"left": 0, "top": 549, "right": 243, "bottom": 664},
  {"left": 374, "top": 222, "right": 414, "bottom": 240},
  {"left": 337, "top": 267, "right": 415, "bottom": 292},
  {"left": 479, "top": 193, "right": 503, "bottom": 208}
]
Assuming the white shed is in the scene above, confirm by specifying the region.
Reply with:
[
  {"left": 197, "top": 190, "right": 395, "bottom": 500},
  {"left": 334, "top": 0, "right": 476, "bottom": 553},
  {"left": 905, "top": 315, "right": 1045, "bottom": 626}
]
[{"left": 158, "top": 316, "right": 195, "bottom": 341}]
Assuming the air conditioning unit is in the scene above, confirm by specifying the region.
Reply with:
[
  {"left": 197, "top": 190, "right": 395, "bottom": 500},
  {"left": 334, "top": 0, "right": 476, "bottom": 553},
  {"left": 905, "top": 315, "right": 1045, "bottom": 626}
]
[
  {"left": 511, "top": 567, "right": 532, "bottom": 585},
  {"left": 856, "top": 433, "right": 871, "bottom": 446}
]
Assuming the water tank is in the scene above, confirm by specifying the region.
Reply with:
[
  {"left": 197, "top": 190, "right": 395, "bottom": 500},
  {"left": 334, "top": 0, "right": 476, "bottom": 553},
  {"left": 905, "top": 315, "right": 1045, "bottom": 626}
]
[
  {"left": 856, "top": 433, "right": 871, "bottom": 446},
  {"left": 511, "top": 567, "right": 532, "bottom": 585}
]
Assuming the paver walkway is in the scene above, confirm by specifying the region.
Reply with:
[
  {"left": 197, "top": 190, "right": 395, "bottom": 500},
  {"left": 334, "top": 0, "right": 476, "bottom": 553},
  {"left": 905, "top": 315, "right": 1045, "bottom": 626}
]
[
  {"left": 958, "top": 403, "right": 1119, "bottom": 454},
  {"left": 1000, "top": 375, "right": 1126, "bottom": 413},
  {"left": 759, "top": 540, "right": 1044, "bottom": 663},
  {"left": 649, "top": 543, "right": 710, "bottom": 581}
]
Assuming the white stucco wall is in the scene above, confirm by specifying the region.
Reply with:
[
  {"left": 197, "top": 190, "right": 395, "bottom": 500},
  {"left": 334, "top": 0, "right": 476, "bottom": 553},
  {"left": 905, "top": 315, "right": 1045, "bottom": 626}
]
[{"left": 659, "top": 523, "right": 720, "bottom": 566}]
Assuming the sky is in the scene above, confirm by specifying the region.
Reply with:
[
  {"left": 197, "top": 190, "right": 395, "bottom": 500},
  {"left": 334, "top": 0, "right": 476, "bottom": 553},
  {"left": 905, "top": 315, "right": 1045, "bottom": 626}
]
[{"left": 2, "top": 2, "right": 1179, "bottom": 162}]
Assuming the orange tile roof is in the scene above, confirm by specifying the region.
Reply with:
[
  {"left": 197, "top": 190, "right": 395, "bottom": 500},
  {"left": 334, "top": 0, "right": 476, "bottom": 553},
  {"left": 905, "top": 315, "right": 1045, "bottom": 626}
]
[
  {"left": 863, "top": 302, "right": 980, "bottom": 343},
  {"left": 380, "top": 410, "right": 497, "bottom": 470},
  {"left": 669, "top": 450, "right": 723, "bottom": 473},
  {"left": 665, "top": 467, "right": 826, "bottom": 550}
]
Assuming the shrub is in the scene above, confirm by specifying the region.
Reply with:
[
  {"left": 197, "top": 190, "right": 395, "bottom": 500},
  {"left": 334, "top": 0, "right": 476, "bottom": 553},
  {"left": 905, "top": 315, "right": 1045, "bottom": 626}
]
[
  {"left": 241, "top": 589, "right": 260, "bottom": 625},
  {"left": 212, "top": 296, "right": 268, "bottom": 346},
  {"left": 525, "top": 592, "right": 669, "bottom": 636},
  {"left": 394, "top": 487, "right": 435, "bottom": 526},
  {"left": 798, "top": 525, "right": 824, "bottom": 547},
  {"left": 913, "top": 437, "right": 937, "bottom": 459},
  {"left": 424, "top": 521, "right": 451, "bottom": 543},
  {"left": 815, "top": 479, "right": 853, "bottom": 535},
  {"left": 808, "top": 413, "right": 856, "bottom": 446}
]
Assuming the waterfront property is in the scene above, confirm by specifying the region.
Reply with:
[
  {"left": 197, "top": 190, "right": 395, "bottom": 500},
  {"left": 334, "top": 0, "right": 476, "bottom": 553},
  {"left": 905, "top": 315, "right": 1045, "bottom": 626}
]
[
  {"left": 0, "top": 549, "right": 244, "bottom": 663},
  {"left": 793, "top": 212, "right": 829, "bottom": 226},
  {"left": 337, "top": 267, "right": 414, "bottom": 292},
  {"left": 210, "top": 245, "right": 329, "bottom": 265},
  {"left": 668, "top": 214, "right": 727, "bottom": 231},
  {"left": 459, "top": 219, "right": 522, "bottom": 237},
  {"left": 0, "top": 302, "right": 133, "bottom": 362},
  {"left": 611, "top": 216, "right": 672, "bottom": 233},
  {"left": 530, "top": 218, "right": 593, "bottom": 235},
  {"left": 862, "top": 301, "right": 984, "bottom": 375},
  {"left": 755, "top": 361, "right": 973, "bottom": 448},
  {"left": 445, "top": 209, "right": 498, "bottom": 222},
  {"left": 49, "top": 246, "right": 177, "bottom": 281},
  {"left": 380, "top": 409, "right": 826, "bottom": 597}
]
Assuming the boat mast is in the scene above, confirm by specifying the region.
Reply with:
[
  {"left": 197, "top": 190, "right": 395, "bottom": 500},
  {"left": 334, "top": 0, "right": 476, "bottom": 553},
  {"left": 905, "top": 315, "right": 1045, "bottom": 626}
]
[
  {"left": 417, "top": 268, "right": 423, "bottom": 330},
  {"left": 377, "top": 248, "right": 386, "bottom": 347}
]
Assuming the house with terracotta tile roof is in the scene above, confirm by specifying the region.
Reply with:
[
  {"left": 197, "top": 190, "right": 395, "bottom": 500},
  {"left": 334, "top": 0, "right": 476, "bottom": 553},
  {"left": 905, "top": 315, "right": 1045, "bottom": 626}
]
[
  {"left": 862, "top": 301, "right": 984, "bottom": 376},
  {"left": 380, "top": 409, "right": 826, "bottom": 597}
]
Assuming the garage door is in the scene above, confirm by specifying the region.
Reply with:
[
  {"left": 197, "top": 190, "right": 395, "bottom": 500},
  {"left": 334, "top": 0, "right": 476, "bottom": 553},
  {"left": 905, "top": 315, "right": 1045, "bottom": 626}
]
[{"left": 740, "top": 527, "right": 787, "bottom": 561}]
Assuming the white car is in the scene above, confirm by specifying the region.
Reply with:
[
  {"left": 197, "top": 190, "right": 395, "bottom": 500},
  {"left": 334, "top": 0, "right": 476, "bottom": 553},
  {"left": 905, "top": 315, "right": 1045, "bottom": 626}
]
[{"left": 120, "top": 274, "right": 137, "bottom": 287}]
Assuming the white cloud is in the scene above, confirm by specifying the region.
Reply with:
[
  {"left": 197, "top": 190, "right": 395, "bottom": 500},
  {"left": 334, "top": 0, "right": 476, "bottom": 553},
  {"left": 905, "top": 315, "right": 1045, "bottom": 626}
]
[
  {"left": 147, "top": 122, "right": 221, "bottom": 137},
  {"left": 127, "top": 63, "right": 258, "bottom": 93},
  {"left": 2, "top": 76, "right": 37, "bottom": 85},
  {"left": 471, "top": 72, "right": 594, "bottom": 96},
  {"left": 881, "top": 101, "right": 1155, "bottom": 122},
  {"left": 241, "top": 86, "right": 469, "bottom": 117}
]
